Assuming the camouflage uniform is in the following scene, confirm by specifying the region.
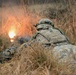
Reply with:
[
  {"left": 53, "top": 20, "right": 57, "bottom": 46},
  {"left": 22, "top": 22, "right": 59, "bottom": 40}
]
[
  {"left": 0, "top": 36, "right": 31, "bottom": 63},
  {"left": 0, "top": 18, "right": 70, "bottom": 63},
  {"left": 31, "top": 18, "right": 70, "bottom": 47},
  {"left": 0, "top": 46, "right": 17, "bottom": 63},
  {"left": 52, "top": 44, "right": 76, "bottom": 65},
  {"left": 32, "top": 18, "right": 76, "bottom": 66}
]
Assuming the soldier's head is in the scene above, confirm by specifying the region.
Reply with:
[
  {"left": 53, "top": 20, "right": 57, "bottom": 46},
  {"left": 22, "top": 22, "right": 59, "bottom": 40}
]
[{"left": 35, "top": 18, "right": 54, "bottom": 30}]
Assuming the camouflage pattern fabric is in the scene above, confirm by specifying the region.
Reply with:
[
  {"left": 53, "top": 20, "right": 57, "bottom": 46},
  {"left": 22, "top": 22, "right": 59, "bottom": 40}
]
[
  {"left": 31, "top": 26, "right": 70, "bottom": 47},
  {"left": 0, "top": 36, "right": 31, "bottom": 63},
  {"left": 0, "top": 46, "right": 17, "bottom": 63},
  {"left": 0, "top": 18, "right": 70, "bottom": 63},
  {"left": 53, "top": 44, "right": 76, "bottom": 63}
]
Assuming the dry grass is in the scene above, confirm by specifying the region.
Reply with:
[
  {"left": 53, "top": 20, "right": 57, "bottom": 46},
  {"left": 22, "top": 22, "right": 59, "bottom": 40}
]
[
  {"left": 0, "top": 35, "right": 11, "bottom": 51},
  {"left": 0, "top": 43, "right": 76, "bottom": 75},
  {"left": 28, "top": 1, "right": 76, "bottom": 44},
  {"left": 0, "top": 1, "right": 76, "bottom": 75},
  {"left": 0, "top": 1, "right": 76, "bottom": 47}
]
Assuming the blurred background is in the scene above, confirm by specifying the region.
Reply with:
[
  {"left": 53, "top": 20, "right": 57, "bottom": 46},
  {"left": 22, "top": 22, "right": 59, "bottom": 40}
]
[{"left": 0, "top": 0, "right": 76, "bottom": 50}]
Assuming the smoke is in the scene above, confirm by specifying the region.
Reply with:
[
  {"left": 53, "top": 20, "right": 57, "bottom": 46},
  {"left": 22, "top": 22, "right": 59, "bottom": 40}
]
[{"left": 1, "top": 1, "right": 41, "bottom": 37}]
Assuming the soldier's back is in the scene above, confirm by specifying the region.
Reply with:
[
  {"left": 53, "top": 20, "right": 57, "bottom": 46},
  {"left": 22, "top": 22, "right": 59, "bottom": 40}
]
[{"left": 32, "top": 28, "right": 69, "bottom": 46}]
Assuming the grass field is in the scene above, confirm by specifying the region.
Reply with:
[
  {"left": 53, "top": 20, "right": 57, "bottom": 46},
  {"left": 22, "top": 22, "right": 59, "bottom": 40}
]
[
  {"left": 0, "top": 1, "right": 76, "bottom": 75},
  {"left": 0, "top": 43, "right": 76, "bottom": 75}
]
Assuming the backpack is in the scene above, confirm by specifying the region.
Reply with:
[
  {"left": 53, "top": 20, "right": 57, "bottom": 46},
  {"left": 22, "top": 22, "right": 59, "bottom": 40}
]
[{"left": 32, "top": 28, "right": 70, "bottom": 46}]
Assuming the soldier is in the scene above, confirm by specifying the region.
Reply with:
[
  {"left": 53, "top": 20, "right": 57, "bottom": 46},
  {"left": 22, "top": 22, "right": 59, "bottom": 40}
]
[
  {"left": 31, "top": 18, "right": 76, "bottom": 66},
  {"left": 0, "top": 35, "right": 31, "bottom": 63},
  {"left": 31, "top": 18, "right": 70, "bottom": 47},
  {"left": 0, "top": 18, "right": 70, "bottom": 63}
]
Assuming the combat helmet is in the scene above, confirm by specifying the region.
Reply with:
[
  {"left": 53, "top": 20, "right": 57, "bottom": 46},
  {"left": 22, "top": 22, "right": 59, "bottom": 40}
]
[{"left": 36, "top": 18, "right": 54, "bottom": 30}]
